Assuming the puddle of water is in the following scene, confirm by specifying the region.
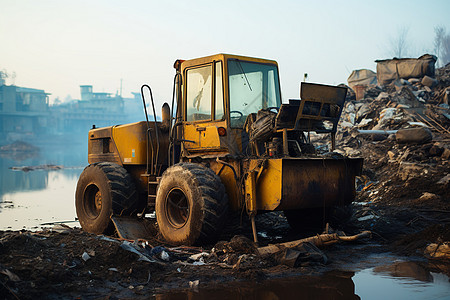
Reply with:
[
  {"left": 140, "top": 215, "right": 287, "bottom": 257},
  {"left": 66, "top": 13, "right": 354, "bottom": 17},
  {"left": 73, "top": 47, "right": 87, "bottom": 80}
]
[
  {"left": 154, "top": 271, "right": 360, "bottom": 300},
  {"left": 0, "top": 168, "right": 81, "bottom": 230},
  {"left": 153, "top": 266, "right": 450, "bottom": 300},
  {"left": 354, "top": 267, "right": 450, "bottom": 300},
  {"left": 0, "top": 143, "right": 85, "bottom": 230}
]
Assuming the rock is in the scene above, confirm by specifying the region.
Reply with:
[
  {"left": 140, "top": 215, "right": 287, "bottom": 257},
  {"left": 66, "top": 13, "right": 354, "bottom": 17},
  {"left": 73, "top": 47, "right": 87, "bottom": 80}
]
[
  {"left": 429, "top": 143, "right": 444, "bottom": 156},
  {"left": 344, "top": 147, "right": 361, "bottom": 157},
  {"left": 340, "top": 121, "right": 354, "bottom": 128},
  {"left": 424, "top": 243, "right": 450, "bottom": 260},
  {"left": 214, "top": 235, "right": 257, "bottom": 254},
  {"left": 357, "top": 118, "right": 373, "bottom": 127},
  {"left": 364, "top": 86, "right": 383, "bottom": 98},
  {"left": 82, "top": 252, "right": 91, "bottom": 262},
  {"left": 345, "top": 102, "right": 356, "bottom": 113},
  {"left": 444, "top": 89, "right": 449, "bottom": 104},
  {"left": 408, "top": 78, "right": 421, "bottom": 84},
  {"left": 348, "top": 112, "right": 356, "bottom": 124},
  {"left": 356, "top": 104, "right": 371, "bottom": 121},
  {"left": 398, "top": 149, "right": 410, "bottom": 162},
  {"left": 376, "top": 92, "right": 390, "bottom": 101},
  {"left": 421, "top": 75, "right": 438, "bottom": 87},
  {"left": 395, "top": 128, "right": 432, "bottom": 144},
  {"left": 393, "top": 79, "right": 404, "bottom": 91},
  {"left": 387, "top": 151, "right": 395, "bottom": 160},
  {"left": 394, "top": 87, "right": 423, "bottom": 108},
  {"left": 398, "top": 162, "right": 425, "bottom": 181},
  {"left": 437, "top": 174, "right": 450, "bottom": 185},
  {"left": 441, "top": 148, "right": 450, "bottom": 160},
  {"left": 418, "top": 192, "right": 440, "bottom": 202},
  {"left": 400, "top": 78, "right": 411, "bottom": 85}
]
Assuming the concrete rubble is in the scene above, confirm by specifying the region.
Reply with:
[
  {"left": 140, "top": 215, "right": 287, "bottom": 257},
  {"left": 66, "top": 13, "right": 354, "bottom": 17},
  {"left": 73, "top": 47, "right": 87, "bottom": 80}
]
[{"left": 331, "top": 56, "right": 449, "bottom": 263}]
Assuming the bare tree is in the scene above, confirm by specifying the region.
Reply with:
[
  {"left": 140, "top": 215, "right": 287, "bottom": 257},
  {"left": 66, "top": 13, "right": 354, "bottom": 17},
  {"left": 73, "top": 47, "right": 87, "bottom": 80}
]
[
  {"left": 442, "top": 34, "right": 450, "bottom": 66},
  {"left": 433, "top": 26, "right": 450, "bottom": 66},
  {"left": 434, "top": 26, "right": 446, "bottom": 67},
  {"left": 390, "top": 26, "right": 410, "bottom": 58}
]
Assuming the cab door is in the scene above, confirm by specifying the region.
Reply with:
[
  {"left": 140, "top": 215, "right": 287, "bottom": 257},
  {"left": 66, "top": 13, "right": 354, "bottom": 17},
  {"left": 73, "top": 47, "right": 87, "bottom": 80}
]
[{"left": 183, "top": 61, "right": 226, "bottom": 152}]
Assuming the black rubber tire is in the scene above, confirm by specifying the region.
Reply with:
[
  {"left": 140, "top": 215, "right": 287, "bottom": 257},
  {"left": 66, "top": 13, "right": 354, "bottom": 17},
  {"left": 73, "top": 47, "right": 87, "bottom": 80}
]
[
  {"left": 75, "top": 162, "right": 138, "bottom": 234},
  {"left": 155, "top": 163, "right": 228, "bottom": 246}
]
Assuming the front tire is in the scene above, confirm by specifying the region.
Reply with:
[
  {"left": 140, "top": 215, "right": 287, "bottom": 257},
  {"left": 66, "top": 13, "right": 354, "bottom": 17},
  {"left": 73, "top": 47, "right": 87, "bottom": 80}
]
[
  {"left": 156, "top": 163, "right": 228, "bottom": 246},
  {"left": 75, "top": 162, "right": 138, "bottom": 234}
]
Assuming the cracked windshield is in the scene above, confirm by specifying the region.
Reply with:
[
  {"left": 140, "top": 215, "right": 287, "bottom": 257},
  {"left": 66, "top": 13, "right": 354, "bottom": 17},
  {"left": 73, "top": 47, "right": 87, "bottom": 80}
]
[{"left": 228, "top": 60, "right": 281, "bottom": 127}]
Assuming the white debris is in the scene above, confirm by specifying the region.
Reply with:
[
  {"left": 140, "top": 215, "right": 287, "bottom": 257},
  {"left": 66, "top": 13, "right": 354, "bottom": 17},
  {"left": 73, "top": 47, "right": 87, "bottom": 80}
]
[
  {"left": 189, "top": 280, "right": 199, "bottom": 288},
  {"left": 82, "top": 252, "right": 91, "bottom": 262}
]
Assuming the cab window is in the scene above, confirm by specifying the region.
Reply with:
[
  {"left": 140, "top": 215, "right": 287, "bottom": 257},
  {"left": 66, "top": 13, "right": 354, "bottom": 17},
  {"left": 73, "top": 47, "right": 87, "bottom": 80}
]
[
  {"left": 186, "top": 65, "right": 212, "bottom": 122},
  {"left": 215, "top": 61, "right": 224, "bottom": 121}
]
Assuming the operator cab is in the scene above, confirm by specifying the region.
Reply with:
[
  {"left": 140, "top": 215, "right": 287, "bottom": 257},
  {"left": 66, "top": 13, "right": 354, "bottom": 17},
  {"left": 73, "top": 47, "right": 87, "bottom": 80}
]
[{"left": 176, "top": 54, "right": 282, "bottom": 156}]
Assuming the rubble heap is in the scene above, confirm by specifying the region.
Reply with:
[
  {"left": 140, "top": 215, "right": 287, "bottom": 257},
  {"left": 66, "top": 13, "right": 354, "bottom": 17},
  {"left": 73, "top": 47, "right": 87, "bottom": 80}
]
[{"left": 326, "top": 61, "right": 450, "bottom": 260}]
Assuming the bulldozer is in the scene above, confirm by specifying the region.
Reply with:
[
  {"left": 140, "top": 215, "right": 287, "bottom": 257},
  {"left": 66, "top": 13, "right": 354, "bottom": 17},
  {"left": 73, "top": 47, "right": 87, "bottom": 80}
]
[{"left": 75, "top": 54, "right": 363, "bottom": 246}]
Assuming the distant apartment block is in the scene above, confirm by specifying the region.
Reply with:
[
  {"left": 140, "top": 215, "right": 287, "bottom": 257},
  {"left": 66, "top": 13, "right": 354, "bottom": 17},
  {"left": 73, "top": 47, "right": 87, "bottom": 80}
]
[
  {"left": 0, "top": 73, "right": 50, "bottom": 142},
  {"left": 0, "top": 71, "right": 143, "bottom": 143}
]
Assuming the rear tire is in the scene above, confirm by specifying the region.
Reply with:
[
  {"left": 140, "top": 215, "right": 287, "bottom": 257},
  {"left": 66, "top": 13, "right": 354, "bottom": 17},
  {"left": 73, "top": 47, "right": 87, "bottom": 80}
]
[
  {"left": 75, "top": 162, "right": 138, "bottom": 234},
  {"left": 156, "top": 163, "right": 228, "bottom": 246}
]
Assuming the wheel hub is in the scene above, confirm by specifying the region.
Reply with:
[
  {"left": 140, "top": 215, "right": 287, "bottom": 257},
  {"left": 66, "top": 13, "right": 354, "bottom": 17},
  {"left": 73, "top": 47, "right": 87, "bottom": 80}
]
[
  {"left": 84, "top": 184, "right": 102, "bottom": 219},
  {"left": 165, "top": 188, "right": 189, "bottom": 228}
]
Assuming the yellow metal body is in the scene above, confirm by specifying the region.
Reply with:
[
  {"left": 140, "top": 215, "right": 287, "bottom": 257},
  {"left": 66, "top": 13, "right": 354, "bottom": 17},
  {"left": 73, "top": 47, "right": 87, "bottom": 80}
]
[
  {"left": 88, "top": 121, "right": 169, "bottom": 192},
  {"left": 86, "top": 53, "right": 361, "bottom": 216},
  {"left": 242, "top": 158, "right": 363, "bottom": 212}
]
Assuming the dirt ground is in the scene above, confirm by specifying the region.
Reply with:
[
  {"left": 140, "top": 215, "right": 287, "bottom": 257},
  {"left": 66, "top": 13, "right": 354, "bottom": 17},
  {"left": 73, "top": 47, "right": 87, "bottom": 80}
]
[
  {"left": 1, "top": 132, "right": 448, "bottom": 299},
  {"left": 1, "top": 65, "right": 449, "bottom": 299}
]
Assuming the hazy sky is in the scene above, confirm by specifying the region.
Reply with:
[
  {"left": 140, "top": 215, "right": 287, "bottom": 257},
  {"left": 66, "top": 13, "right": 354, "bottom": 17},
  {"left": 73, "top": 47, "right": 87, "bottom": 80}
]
[{"left": 1, "top": 0, "right": 449, "bottom": 110}]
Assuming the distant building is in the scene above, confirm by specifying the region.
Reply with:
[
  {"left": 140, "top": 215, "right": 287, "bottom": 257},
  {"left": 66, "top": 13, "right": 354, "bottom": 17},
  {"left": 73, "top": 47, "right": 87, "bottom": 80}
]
[
  {"left": 0, "top": 79, "right": 50, "bottom": 142},
  {"left": 0, "top": 77, "right": 145, "bottom": 144},
  {"left": 50, "top": 85, "right": 144, "bottom": 136}
]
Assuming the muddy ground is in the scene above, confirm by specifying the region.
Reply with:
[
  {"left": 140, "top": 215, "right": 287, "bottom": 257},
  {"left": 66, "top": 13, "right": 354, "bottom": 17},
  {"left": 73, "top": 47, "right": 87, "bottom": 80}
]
[
  {"left": 1, "top": 66, "right": 450, "bottom": 299},
  {"left": 1, "top": 133, "right": 449, "bottom": 299}
]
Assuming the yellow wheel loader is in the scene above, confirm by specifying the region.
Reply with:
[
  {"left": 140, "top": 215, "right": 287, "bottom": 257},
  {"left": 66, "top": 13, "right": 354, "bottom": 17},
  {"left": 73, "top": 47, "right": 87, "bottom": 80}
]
[{"left": 75, "top": 54, "right": 363, "bottom": 245}]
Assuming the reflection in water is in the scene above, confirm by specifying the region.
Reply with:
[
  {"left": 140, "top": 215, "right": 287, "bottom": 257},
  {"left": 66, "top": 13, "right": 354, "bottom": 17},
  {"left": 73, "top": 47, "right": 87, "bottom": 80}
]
[
  {"left": 373, "top": 261, "right": 433, "bottom": 282},
  {"left": 155, "top": 272, "right": 360, "bottom": 300},
  {"left": 155, "top": 265, "right": 450, "bottom": 300},
  {"left": 0, "top": 150, "right": 39, "bottom": 162},
  {"left": 0, "top": 169, "right": 81, "bottom": 230},
  {"left": 0, "top": 143, "right": 86, "bottom": 230},
  {"left": 354, "top": 263, "right": 450, "bottom": 300}
]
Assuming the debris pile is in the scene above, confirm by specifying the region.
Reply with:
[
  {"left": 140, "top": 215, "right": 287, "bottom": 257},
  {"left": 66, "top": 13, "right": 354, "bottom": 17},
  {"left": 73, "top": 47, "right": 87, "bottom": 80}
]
[{"left": 328, "top": 58, "right": 450, "bottom": 262}]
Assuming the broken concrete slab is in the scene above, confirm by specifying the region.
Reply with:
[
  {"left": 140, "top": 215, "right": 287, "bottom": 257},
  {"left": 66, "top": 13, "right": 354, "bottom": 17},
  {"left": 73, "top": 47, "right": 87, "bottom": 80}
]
[
  {"left": 395, "top": 128, "right": 432, "bottom": 144},
  {"left": 421, "top": 75, "right": 438, "bottom": 88}
]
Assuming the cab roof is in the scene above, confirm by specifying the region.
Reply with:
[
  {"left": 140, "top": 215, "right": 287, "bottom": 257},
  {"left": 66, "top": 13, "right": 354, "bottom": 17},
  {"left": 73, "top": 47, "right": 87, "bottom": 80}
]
[{"left": 175, "top": 54, "right": 278, "bottom": 70}]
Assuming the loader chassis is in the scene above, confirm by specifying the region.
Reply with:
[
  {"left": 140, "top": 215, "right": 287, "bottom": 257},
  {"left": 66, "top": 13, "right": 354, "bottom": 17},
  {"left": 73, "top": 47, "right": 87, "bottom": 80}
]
[{"left": 76, "top": 53, "right": 362, "bottom": 245}]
